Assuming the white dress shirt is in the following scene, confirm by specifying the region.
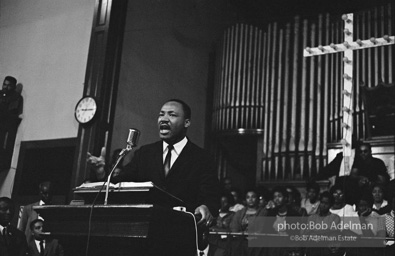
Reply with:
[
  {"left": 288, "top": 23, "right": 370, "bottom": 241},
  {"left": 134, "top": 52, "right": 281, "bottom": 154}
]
[{"left": 163, "top": 137, "right": 188, "bottom": 169}]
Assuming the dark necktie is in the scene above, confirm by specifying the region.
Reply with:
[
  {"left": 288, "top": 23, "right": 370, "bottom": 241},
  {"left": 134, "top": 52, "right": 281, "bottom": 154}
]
[
  {"left": 164, "top": 144, "right": 174, "bottom": 176},
  {"left": 2, "top": 226, "right": 8, "bottom": 245},
  {"left": 40, "top": 240, "right": 45, "bottom": 256}
]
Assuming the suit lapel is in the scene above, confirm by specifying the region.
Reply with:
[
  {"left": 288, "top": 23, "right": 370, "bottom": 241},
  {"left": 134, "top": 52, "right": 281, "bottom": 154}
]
[{"left": 30, "top": 240, "right": 40, "bottom": 256}]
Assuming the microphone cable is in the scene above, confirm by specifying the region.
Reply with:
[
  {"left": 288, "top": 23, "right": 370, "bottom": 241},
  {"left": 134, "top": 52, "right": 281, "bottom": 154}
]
[{"left": 85, "top": 150, "right": 128, "bottom": 256}]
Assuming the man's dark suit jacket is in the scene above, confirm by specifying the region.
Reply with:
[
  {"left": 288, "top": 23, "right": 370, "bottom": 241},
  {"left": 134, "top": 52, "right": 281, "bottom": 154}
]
[
  {"left": 28, "top": 238, "right": 64, "bottom": 256},
  {"left": 0, "top": 225, "right": 28, "bottom": 256},
  {"left": 112, "top": 140, "right": 220, "bottom": 215}
]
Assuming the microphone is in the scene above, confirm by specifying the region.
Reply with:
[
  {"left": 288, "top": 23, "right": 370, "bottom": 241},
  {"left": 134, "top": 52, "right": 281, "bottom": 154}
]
[
  {"left": 125, "top": 128, "right": 140, "bottom": 151},
  {"left": 104, "top": 128, "right": 140, "bottom": 205},
  {"left": 118, "top": 128, "right": 141, "bottom": 157}
]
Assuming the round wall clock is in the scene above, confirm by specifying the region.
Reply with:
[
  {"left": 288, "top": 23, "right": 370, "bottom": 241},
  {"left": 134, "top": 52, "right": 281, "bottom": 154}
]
[{"left": 74, "top": 96, "right": 98, "bottom": 124}]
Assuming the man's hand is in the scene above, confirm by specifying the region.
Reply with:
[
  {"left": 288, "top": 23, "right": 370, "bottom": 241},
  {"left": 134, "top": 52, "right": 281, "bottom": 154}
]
[
  {"left": 194, "top": 205, "right": 213, "bottom": 227},
  {"left": 87, "top": 147, "right": 106, "bottom": 180}
]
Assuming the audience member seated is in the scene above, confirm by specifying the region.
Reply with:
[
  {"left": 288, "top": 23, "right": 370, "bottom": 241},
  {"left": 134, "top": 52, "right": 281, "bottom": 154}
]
[
  {"left": 229, "top": 188, "right": 245, "bottom": 212},
  {"left": 285, "top": 185, "right": 307, "bottom": 217},
  {"left": 28, "top": 219, "right": 64, "bottom": 256},
  {"left": 212, "top": 193, "right": 235, "bottom": 231},
  {"left": 356, "top": 194, "right": 386, "bottom": 238},
  {"left": 315, "top": 142, "right": 390, "bottom": 187},
  {"left": 208, "top": 193, "right": 235, "bottom": 256},
  {"left": 266, "top": 186, "right": 303, "bottom": 233},
  {"left": 301, "top": 181, "right": 320, "bottom": 216},
  {"left": 265, "top": 186, "right": 304, "bottom": 256},
  {"left": 18, "top": 181, "right": 53, "bottom": 242},
  {"left": 352, "top": 143, "right": 390, "bottom": 185},
  {"left": 230, "top": 188, "right": 266, "bottom": 233},
  {"left": 371, "top": 184, "right": 391, "bottom": 215},
  {"left": 229, "top": 188, "right": 266, "bottom": 256},
  {"left": 304, "top": 191, "right": 343, "bottom": 256},
  {"left": 0, "top": 197, "right": 29, "bottom": 256},
  {"left": 329, "top": 185, "right": 363, "bottom": 238}
]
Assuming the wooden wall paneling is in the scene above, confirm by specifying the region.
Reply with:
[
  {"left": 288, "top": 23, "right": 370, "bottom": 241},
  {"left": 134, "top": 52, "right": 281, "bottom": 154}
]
[{"left": 71, "top": 0, "right": 128, "bottom": 195}]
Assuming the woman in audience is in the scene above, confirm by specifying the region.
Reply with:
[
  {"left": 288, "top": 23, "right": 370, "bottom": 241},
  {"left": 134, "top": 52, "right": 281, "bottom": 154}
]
[
  {"left": 229, "top": 188, "right": 266, "bottom": 256},
  {"left": 371, "top": 184, "right": 391, "bottom": 215},
  {"left": 301, "top": 181, "right": 320, "bottom": 215},
  {"left": 304, "top": 191, "right": 342, "bottom": 256},
  {"left": 356, "top": 193, "right": 386, "bottom": 237},
  {"left": 230, "top": 188, "right": 265, "bottom": 233},
  {"left": 329, "top": 184, "right": 362, "bottom": 235}
]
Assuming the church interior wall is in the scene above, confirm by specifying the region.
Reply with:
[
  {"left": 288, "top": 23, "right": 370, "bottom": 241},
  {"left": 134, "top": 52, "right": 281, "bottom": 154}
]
[{"left": 0, "top": 0, "right": 95, "bottom": 197}]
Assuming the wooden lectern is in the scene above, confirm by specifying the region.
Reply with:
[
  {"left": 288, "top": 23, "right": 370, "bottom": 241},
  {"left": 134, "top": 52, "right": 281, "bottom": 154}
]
[{"left": 34, "top": 184, "right": 198, "bottom": 256}]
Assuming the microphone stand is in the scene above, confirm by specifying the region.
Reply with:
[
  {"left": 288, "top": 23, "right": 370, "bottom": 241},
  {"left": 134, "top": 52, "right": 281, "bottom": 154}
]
[{"left": 104, "top": 147, "right": 131, "bottom": 205}]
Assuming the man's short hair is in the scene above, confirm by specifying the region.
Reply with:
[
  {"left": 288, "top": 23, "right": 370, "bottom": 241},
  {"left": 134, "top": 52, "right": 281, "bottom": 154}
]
[
  {"left": 166, "top": 99, "right": 191, "bottom": 119},
  {"left": 4, "top": 76, "right": 17, "bottom": 86},
  {"left": 29, "top": 219, "right": 44, "bottom": 230}
]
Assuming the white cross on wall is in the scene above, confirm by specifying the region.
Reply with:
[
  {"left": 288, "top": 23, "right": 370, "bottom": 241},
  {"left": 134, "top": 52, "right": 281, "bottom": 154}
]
[{"left": 304, "top": 13, "right": 394, "bottom": 175}]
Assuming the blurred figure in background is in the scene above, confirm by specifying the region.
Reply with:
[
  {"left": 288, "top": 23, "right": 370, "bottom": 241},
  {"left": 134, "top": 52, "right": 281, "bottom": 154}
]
[
  {"left": 18, "top": 181, "right": 53, "bottom": 242},
  {"left": 0, "top": 197, "right": 28, "bottom": 256},
  {"left": 301, "top": 181, "right": 320, "bottom": 216},
  {"left": 28, "top": 219, "right": 64, "bottom": 256}
]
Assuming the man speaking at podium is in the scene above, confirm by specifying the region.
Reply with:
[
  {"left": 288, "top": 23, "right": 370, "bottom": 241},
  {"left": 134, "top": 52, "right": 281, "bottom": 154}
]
[{"left": 88, "top": 99, "right": 220, "bottom": 227}]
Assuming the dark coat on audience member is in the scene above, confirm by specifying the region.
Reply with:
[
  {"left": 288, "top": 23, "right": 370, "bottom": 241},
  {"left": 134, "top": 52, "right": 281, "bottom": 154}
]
[
  {"left": 0, "top": 225, "right": 29, "bottom": 256},
  {"left": 28, "top": 238, "right": 64, "bottom": 256}
]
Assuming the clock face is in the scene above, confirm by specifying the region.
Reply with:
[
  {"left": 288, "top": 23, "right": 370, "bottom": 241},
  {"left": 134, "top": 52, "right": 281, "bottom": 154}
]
[{"left": 75, "top": 96, "right": 97, "bottom": 124}]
